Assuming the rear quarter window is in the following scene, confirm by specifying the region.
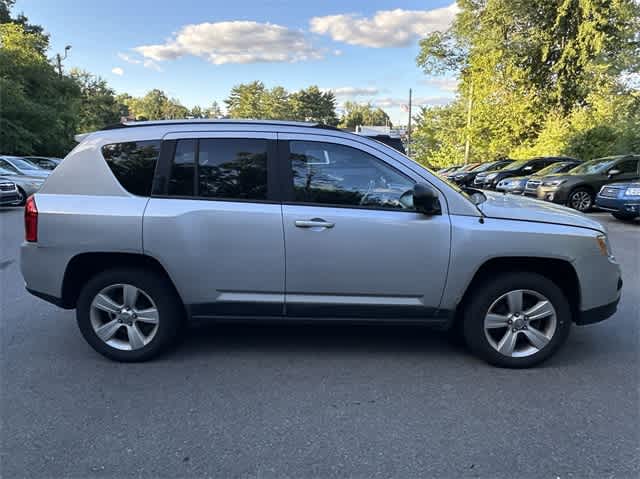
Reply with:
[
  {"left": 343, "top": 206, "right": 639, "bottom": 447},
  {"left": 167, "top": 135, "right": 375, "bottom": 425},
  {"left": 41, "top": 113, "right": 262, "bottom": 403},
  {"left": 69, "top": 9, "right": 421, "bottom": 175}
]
[{"left": 101, "top": 140, "right": 161, "bottom": 196}]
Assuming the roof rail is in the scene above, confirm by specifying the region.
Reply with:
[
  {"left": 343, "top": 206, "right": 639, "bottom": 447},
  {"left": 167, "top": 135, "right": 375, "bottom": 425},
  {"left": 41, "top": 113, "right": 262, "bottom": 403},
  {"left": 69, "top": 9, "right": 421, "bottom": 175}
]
[{"left": 99, "top": 119, "right": 342, "bottom": 132}]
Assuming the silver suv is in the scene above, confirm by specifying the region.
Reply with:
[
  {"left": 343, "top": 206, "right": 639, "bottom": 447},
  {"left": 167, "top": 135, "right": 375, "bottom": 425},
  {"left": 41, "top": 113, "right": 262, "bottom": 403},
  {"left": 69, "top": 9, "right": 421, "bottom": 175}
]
[{"left": 20, "top": 120, "right": 622, "bottom": 367}]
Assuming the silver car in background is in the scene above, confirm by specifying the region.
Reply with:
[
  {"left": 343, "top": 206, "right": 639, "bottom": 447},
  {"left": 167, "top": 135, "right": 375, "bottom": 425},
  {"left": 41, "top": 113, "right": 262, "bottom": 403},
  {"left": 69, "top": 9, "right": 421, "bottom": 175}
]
[
  {"left": 20, "top": 120, "right": 622, "bottom": 368},
  {"left": 0, "top": 162, "right": 46, "bottom": 205},
  {"left": 0, "top": 180, "right": 22, "bottom": 206},
  {"left": 0, "top": 155, "right": 50, "bottom": 178}
]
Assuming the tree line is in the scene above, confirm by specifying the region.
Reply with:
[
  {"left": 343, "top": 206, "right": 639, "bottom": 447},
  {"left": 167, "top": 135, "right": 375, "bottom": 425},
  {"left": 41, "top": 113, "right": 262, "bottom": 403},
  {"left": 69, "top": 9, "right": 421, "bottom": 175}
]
[
  {"left": 412, "top": 0, "right": 640, "bottom": 166},
  {"left": 0, "top": 2, "right": 392, "bottom": 157}
]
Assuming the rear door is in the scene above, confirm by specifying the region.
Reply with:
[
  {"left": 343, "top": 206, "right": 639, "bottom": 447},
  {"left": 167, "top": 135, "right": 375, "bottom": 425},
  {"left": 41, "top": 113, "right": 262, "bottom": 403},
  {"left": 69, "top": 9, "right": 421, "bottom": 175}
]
[
  {"left": 278, "top": 134, "right": 451, "bottom": 320},
  {"left": 144, "top": 132, "right": 286, "bottom": 319}
]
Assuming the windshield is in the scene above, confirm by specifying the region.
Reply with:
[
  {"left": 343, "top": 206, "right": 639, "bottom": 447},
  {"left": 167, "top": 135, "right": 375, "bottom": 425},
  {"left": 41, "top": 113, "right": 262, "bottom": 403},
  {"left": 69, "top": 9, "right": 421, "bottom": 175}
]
[
  {"left": 10, "top": 158, "right": 41, "bottom": 170},
  {"left": 0, "top": 166, "right": 17, "bottom": 175},
  {"left": 569, "top": 158, "right": 617, "bottom": 175},
  {"left": 473, "top": 162, "right": 502, "bottom": 172},
  {"left": 0, "top": 160, "right": 20, "bottom": 174},
  {"left": 534, "top": 162, "right": 567, "bottom": 176},
  {"left": 501, "top": 160, "right": 529, "bottom": 171}
]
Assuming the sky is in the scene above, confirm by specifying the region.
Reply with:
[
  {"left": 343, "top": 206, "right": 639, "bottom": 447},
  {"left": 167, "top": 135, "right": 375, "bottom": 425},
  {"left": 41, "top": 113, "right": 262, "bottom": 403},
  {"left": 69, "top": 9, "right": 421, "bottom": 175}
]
[{"left": 17, "top": 0, "right": 460, "bottom": 125}]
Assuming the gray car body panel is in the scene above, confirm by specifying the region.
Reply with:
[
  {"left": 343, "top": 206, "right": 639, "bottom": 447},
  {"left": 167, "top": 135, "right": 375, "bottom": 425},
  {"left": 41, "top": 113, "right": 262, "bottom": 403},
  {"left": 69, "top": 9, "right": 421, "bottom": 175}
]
[{"left": 20, "top": 120, "right": 621, "bottom": 322}]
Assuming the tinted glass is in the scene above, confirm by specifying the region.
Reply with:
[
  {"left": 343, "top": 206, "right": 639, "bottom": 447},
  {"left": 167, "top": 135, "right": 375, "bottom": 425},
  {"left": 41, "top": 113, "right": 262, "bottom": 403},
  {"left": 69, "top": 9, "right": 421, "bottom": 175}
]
[
  {"left": 617, "top": 159, "right": 639, "bottom": 173},
  {"left": 290, "top": 141, "right": 414, "bottom": 209},
  {"left": 10, "top": 158, "right": 40, "bottom": 170},
  {"left": 168, "top": 139, "right": 196, "bottom": 196},
  {"left": 102, "top": 141, "right": 160, "bottom": 196},
  {"left": 502, "top": 160, "right": 529, "bottom": 171},
  {"left": 570, "top": 158, "right": 617, "bottom": 175},
  {"left": 0, "top": 160, "right": 19, "bottom": 174},
  {"left": 198, "top": 139, "right": 268, "bottom": 200}
]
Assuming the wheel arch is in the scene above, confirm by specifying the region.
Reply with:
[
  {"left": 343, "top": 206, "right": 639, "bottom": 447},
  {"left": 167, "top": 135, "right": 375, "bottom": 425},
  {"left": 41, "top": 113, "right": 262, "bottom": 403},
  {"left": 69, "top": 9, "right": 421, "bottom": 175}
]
[
  {"left": 455, "top": 256, "right": 581, "bottom": 326},
  {"left": 61, "top": 252, "right": 184, "bottom": 310}
]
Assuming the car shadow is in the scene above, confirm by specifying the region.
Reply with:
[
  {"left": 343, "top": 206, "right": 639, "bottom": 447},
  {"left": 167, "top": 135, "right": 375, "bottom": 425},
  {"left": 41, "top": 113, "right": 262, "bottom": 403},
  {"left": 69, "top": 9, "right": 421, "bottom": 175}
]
[{"left": 172, "top": 320, "right": 470, "bottom": 360}]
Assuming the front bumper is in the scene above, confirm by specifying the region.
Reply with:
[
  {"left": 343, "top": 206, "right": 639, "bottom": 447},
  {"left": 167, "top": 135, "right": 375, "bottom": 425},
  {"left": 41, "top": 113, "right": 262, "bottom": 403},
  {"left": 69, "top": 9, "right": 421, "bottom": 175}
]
[
  {"left": 537, "top": 186, "right": 569, "bottom": 204},
  {"left": 595, "top": 196, "right": 640, "bottom": 216},
  {"left": 0, "top": 192, "right": 22, "bottom": 205},
  {"left": 576, "top": 296, "right": 620, "bottom": 325}
]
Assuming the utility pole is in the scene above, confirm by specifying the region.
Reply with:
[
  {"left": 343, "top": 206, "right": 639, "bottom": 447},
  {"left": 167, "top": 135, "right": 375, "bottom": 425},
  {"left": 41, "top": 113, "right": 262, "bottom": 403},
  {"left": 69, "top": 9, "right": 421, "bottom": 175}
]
[
  {"left": 55, "top": 45, "right": 72, "bottom": 78},
  {"left": 407, "top": 88, "right": 412, "bottom": 157},
  {"left": 463, "top": 82, "right": 473, "bottom": 165}
]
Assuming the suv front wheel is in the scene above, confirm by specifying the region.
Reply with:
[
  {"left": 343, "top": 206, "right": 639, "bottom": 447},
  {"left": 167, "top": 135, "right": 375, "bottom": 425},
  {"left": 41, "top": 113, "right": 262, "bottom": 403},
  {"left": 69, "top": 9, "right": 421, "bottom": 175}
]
[
  {"left": 463, "top": 272, "right": 572, "bottom": 368},
  {"left": 76, "top": 268, "right": 184, "bottom": 361},
  {"left": 567, "top": 187, "right": 593, "bottom": 212}
]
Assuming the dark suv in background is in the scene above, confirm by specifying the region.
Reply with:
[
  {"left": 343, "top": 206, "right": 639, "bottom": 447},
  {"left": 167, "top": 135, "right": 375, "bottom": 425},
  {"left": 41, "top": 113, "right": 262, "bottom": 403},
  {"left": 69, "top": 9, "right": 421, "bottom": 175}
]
[
  {"left": 523, "top": 160, "right": 583, "bottom": 196},
  {"left": 452, "top": 159, "right": 512, "bottom": 187},
  {"left": 537, "top": 155, "right": 640, "bottom": 212},
  {"left": 480, "top": 157, "right": 569, "bottom": 190}
]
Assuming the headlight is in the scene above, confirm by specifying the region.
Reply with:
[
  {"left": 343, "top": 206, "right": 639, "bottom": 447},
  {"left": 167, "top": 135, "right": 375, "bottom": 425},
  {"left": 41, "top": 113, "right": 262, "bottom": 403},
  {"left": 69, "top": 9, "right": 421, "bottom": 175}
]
[
  {"left": 542, "top": 179, "right": 566, "bottom": 187},
  {"left": 596, "top": 234, "right": 613, "bottom": 257},
  {"left": 624, "top": 187, "right": 640, "bottom": 197},
  {"left": 486, "top": 173, "right": 498, "bottom": 180}
]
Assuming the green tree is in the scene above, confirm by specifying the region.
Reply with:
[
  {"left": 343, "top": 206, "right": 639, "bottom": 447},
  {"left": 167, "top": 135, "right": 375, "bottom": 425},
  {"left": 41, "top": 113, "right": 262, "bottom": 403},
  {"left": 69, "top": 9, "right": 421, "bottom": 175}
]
[
  {"left": 415, "top": 0, "right": 640, "bottom": 165},
  {"left": 207, "top": 101, "right": 223, "bottom": 118},
  {"left": 290, "top": 86, "right": 338, "bottom": 124},
  {"left": 123, "top": 89, "right": 188, "bottom": 120},
  {"left": 70, "top": 69, "right": 124, "bottom": 132},
  {"left": 339, "top": 102, "right": 391, "bottom": 129},
  {"left": 0, "top": 22, "right": 79, "bottom": 155},
  {"left": 225, "top": 81, "right": 267, "bottom": 119}
]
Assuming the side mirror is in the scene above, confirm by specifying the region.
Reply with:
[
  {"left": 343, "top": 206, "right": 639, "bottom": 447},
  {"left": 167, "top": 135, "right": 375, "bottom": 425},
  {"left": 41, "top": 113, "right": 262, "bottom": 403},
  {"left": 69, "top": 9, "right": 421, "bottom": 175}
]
[
  {"left": 608, "top": 169, "right": 621, "bottom": 177},
  {"left": 413, "top": 183, "right": 441, "bottom": 215}
]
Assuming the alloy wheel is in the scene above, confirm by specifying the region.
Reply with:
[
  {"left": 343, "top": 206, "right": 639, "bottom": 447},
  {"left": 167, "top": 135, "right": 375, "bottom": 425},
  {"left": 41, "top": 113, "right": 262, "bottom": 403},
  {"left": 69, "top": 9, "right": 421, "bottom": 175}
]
[
  {"left": 483, "top": 289, "right": 557, "bottom": 358},
  {"left": 570, "top": 191, "right": 592, "bottom": 211},
  {"left": 89, "top": 284, "right": 159, "bottom": 351}
]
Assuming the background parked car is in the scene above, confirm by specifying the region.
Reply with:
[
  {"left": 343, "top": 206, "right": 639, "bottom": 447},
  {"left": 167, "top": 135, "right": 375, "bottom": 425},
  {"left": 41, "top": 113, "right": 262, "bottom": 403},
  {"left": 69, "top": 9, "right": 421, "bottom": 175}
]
[
  {"left": 24, "top": 156, "right": 62, "bottom": 170},
  {"left": 453, "top": 159, "right": 513, "bottom": 187},
  {"left": 481, "top": 157, "right": 568, "bottom": 190},
  {"left": 537, "top": 154, "right": 640, "bottom": 212},
  {"left": 523, "top": 160, "right": 583, "bottom": 196},
  {"left": 595, "top": 181, "right": 640, "bottom": 220},
  {"left": 0, "top": 165, "right": 45, "bottom": 205},
  {"left": 497, "top": 158, "right": 581, "bottom": 194},
  {"left": 0, "top": 180, "right": 22, "bottom": 206},
  {"left": 0, "top": 156, "right": 50, "bottom": 178},
  {"left": 445, "top": 162, "right": 482, "bottom": 181},
  {"left": 437, "top": 165, "right": 462, "bottom": 176}
]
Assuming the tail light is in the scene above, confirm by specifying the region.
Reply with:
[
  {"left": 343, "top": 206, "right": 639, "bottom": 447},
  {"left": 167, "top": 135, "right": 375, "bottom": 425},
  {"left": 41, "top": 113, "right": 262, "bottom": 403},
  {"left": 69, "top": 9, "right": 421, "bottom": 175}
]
[{"left": 25, "top": 195, "right": 38, "bottom": 242}]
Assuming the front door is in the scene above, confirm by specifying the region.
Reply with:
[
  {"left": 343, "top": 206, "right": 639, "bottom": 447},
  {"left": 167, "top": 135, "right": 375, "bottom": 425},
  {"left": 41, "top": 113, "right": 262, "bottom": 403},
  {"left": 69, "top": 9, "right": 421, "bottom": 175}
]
[{"left": 279, "top": 135, "right": 451, "bottom": 320}]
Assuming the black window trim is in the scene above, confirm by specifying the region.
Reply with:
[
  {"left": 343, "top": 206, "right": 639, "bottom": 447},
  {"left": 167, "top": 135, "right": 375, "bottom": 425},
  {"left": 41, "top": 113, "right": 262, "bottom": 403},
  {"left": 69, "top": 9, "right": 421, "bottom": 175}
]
[
  {"left": 152, "top": 137, "right": 279, "bottom": 203},
  {"left": 278, "top": 138, "right": 422, "bottom": 213}
]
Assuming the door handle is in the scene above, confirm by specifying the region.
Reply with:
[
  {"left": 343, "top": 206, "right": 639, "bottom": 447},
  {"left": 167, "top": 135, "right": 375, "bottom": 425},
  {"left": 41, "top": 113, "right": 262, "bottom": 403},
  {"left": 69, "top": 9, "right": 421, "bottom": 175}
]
[{"left": 294, "top": 218, "right": 335, "bottom": 229}]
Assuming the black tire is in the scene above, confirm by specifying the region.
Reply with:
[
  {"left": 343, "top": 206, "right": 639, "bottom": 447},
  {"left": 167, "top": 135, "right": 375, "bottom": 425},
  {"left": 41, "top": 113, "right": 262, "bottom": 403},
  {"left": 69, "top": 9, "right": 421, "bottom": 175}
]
[
  {"left": 76, "top": 268, "right": 184, "bottom": 362},
  {"left": 567, "top": 187, "right": 593, "bottom": 212},
  {"left": 16, "top": 187, "right": 26, "bottom": 206},
  {"left": 612, "top": 212, "right": 638, "bottom": 221},
  {"left": 462, "top": 272, "right": 572, "bottom": 368}
]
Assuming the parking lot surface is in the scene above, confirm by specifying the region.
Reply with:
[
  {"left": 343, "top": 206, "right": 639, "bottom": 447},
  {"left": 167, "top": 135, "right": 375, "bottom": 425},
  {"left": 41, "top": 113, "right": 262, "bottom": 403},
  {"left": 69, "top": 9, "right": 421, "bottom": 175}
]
[{"left": 1, "top": 207, "right": 638, "bottom": 478}]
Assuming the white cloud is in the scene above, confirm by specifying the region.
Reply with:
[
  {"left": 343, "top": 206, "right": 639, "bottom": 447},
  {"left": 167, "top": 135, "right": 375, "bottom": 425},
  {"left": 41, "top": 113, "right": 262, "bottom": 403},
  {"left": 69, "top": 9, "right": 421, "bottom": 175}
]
[
  {"left": 422, "top": 76, "right": 459, "bottom": 92},
  {"left": 134, "top": 21, "right": 323, "bottom": 65},
  {"left": 310, "top": 3, "right": 459, "bottom": 48},
  {"left": 111, "top": 67, "right": 124, "bottom": 76},
  {"left": 324, "top": 86, "right": 380, "bottom": 97},
  {"left": 374, "top": 96, "right": 453, "bottom": 108},
  {"left": 118, "top": 52, "right": 141, "bottom": 64}
]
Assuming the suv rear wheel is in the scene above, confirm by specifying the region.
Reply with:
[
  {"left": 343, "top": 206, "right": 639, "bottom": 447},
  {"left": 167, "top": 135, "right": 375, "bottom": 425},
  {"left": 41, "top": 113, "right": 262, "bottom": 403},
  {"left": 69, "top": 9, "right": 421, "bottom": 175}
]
[
  {"left": 76, "top": 268, "right": 184, "bottom": 361},
  {"left": 462, "top": 272, "right": 571, "bottom": 368}
]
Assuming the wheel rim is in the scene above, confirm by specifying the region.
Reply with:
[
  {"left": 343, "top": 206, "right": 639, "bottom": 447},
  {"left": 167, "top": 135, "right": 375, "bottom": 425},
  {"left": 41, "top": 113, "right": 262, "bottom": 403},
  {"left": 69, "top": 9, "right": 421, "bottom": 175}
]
[
  {"left": 483, "top": 289, "right": 557, "bottom": 358},
  {"left": 89, "top": 284, "right": 159, "bottom": 351},
  {"left": 570, "top": 191, "right": 591, "bottom": 211}
]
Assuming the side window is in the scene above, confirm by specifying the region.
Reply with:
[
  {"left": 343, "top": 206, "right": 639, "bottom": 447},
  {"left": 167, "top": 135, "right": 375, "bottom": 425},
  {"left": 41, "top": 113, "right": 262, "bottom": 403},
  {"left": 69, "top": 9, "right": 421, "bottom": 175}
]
[
  {"left": 166, "top": 138, "right": 269, "bottom": 200},
  {"left": 168, "top": 139, "right": 196, "bottom": 196},
  {"left": 198, "top": 139, "right": 268, "bottom": 200},
  {"left": 101, "top": 140, "right": 161, "bottom": 196},
  {"left": 617, "top": 159, "right": 638, "bottom": 174},
  {"left": 289, "top": 141, "right": 415, "bottom": 210}
]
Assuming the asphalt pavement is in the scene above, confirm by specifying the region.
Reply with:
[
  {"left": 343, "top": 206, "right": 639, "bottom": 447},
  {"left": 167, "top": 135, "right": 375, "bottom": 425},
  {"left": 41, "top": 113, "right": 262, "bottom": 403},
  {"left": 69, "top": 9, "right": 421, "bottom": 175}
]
[{"left": 1, "top": 207, "right": 638, "bottom": 478}]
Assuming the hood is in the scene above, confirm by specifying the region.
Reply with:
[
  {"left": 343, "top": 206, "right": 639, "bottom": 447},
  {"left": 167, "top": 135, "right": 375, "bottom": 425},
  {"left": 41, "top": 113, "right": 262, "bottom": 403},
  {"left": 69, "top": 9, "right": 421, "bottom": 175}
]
[
  {"left": 21, "top": 170, "right": 50, "bottom": 178},
  {"left": 477, "top": 190, "right": 606, "bottom": 233},
  {"left": 603, "top": 181, "right": 637, "bottom": 189},
  {"left": 5, "top": 174, "right": 45, "bottom": 183}
]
